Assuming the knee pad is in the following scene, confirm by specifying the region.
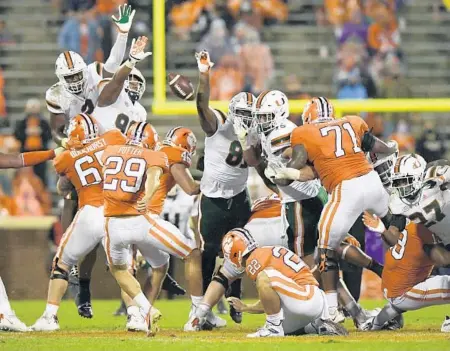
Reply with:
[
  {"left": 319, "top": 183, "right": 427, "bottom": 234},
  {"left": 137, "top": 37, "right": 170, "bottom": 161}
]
[
  {"left": 50, "top": 263, "right": 69, "bottom": 281},
  {"left": 212, "top": 268, "right": 230, "bottom": 291},
  {"left": 317, "top": 248, "right": 339, "bottom": 273}
]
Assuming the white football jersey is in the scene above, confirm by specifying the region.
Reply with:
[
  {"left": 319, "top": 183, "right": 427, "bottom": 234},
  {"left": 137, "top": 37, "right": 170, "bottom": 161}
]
[
  {"left": 161, "top": 186, "right": 196, "bottom": 236},
  {"left": 201, "top": 110, "right": 249, "bottom": 199},
  {"left": 45, "top": 61, "right": 103, "bottom": 121},
  {"left": 93, "top": 87, "right": 147, "bottom": 135},
  {"left": 261, "top": 120, "right": 320, "bottom": 203},
  {"left": 389, "top": 165, "right": 450, "bottom": 245}
]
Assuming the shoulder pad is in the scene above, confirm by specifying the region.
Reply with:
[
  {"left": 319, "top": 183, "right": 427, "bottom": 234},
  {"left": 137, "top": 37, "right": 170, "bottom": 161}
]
[{"left": 45, "top": 83, "right": 64, "bottom": 114}]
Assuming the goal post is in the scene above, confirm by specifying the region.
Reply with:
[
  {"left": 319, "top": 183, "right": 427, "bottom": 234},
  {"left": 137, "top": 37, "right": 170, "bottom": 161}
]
[{"left": 152, "top": 2, "right": 450, "bottom": 116}]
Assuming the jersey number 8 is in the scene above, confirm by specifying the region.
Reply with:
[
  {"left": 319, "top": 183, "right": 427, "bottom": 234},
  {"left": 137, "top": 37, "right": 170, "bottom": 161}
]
[
  {"left": 226, "top": 140, "right": 248, "bottom": 168},
  {"left": 104, "top": 156, "right": 146, "bottom": 193}
]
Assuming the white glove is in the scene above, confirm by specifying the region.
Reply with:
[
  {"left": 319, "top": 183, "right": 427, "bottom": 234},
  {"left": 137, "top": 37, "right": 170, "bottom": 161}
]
[
  {"left": 195, "top": 51, "right": 214, "bottom": 73},
  {"left": 112, "top": 3, "right": 136, "bottom": 33},
  {"left": 362, "top": 212, "right": 386, "bottom": 234},
  {"left": 128, "top": 36, "right": 152, "bottom": 66},
  {"left": 387, "top": 140, "right": 399, "bottom": 155},
  {"left": 54, "top": 147, "right": 65, "bottom": 156},
  {"left": 273, "top": 167, "right": 301, "bottom": 181}
]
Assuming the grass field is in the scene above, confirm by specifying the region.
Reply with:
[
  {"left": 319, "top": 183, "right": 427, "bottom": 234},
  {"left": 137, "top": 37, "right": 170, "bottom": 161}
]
[{"left": 0, "top": 299, "right": 449, "bottom": 351}]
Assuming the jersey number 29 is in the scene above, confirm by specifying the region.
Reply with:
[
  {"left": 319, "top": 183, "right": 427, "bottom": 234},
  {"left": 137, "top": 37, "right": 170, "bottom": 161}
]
[
  {"left": 104, "top": 156, "right": 146, "bottom": 193},
  {"left": 320, "top": 122, "right": 361, "bottom": 158}
]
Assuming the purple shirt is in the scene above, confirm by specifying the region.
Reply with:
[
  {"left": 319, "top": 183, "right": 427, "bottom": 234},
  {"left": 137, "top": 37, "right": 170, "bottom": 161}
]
[{"left": 339, "top": 23, "right": 368, "bottom": 45}]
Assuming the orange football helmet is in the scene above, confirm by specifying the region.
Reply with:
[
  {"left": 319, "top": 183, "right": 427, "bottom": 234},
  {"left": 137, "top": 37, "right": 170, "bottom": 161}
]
[
  {"left": 126, "top": 122, "right": 159, "bottom": 150},
  {"left": 67, "top": 113, "right": 99, "bottom": 148},
  {"left": 222, "top": 228, "right": 258, "bottom": 269},
  {"left": 163, "top": 126, "right": 197, "bottom": 156},
  {"left": 301, "top": 97, "right": 335, "bottom": 125}
]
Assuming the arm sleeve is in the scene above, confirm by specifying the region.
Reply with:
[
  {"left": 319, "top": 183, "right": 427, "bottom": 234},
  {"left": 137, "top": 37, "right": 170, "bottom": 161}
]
[{"left": 103, "top": 32, "right": 129, "bottom": 75}]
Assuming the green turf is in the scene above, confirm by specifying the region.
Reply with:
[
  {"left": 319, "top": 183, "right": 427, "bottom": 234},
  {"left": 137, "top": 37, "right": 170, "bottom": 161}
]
[{"left": 0, "top": 299, "right": 449, "bottom": 351}]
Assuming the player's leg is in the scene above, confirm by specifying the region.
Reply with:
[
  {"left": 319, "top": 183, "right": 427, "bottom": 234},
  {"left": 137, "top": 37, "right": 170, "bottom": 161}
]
[
  {"left": 32, "top": 206, "right": 103, "bottom": 331},
  {"left": 247, "top": 271, "right": 284, "bottom": 338},
  {"left": 317, "top": 182, "right": 363, "bottom": 319},
  {"left": 104, "top": 217, "right": 154, "bottom": 336},
  {"left": 226, "top": 190, "right": 252, "bottom": 323},
  {"left": 0, "top": 277, "right": 27, "bottom": 332},
  {"left": 75, "top": 244, "right": 98, "bottom": 318},
  {"left": 337, "top": 278, "right": 371, "bottom": 328}
]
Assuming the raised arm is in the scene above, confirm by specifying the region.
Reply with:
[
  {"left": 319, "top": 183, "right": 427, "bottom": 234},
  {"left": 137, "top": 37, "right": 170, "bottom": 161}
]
[
  {"left": 195, "top": 51, "right": 218, "bottom": 137},
  {"left": 0, "top": 148, "right": 64, "bottom": 169},
  {"left": 171, "top": 163, "right": 200, "bottom": 196},
  {"left": 102, "top": 4, "right": 135, "bottom": 78},
  {"left": 97, "top": 36, "right": 152, "bottom": 108}
]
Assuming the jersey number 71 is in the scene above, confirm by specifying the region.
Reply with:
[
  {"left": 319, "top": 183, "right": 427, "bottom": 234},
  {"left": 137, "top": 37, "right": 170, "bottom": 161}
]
[{"left": 320, "top": 122, "right": 361, "bottom": 158}]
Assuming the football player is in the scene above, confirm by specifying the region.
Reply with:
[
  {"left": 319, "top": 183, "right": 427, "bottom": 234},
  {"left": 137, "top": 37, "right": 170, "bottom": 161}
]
[
  {"left": 102, "top": 122, "right": 204, "bottom": 335},
  {"left": 30, "top": 114, "right": 148, "bottom": 332},
  {"left": 363, "top": 213, "right": 450, "bottom": 331},
  {"left": 0, "top": 146, "right": 66, "bottom": 332},
  {"left": 194, "top": 51, "right": 253, "bottom": 324},
  {"left": 221, "top": 229, "right": 347, "bottom": 337},
  {"left": 271, "top": 97, "right": 397, "bottom": 317},
  {"left": 45, "top": 3, "right": 135, "bottom": 318}
]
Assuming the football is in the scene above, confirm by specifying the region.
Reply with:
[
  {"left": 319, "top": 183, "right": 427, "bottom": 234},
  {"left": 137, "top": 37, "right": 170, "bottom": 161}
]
[{"left": 167, "top": 73, "right": 195, "bottom": 101}]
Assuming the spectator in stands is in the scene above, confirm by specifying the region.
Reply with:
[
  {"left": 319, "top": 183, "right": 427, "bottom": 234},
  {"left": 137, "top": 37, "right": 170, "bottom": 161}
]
[
  {"left": 12, "top": 168, "right": 51, "bottom": 216},
  {"left": 335, "top": 50, "right": 368, "bottom": 100},
  {"left": 58, "top": 6, "right": 101, "bottom": 64},
  {"left": 197, "top": 18, "right": 236, "bottom": 66},
  {"left": 0, "top": 184, "right": 16, "bottom": 216},
  {"left": 339, "top": 7, "right": 368, "bottom": 47},
  {"left": 367, "top": 4, "right": 401, "bottom": 58},
  {"left": 239, "top": 28, "right": 273, "bottom": 94},
  {"left": 170, "top": 0, "right": 210, "bottom": 41},
  {"left": 14, "top": 99, "right": 52, "bottom": 186},
  {"left": 282, "top": 74, "right": 310, "bottom": 125},
  {"left": 389, "top": 119, "right": 415, "bottom": 154},
  {"left": 325, "top": 0, "right": 360, "bottom": 37},
  {"left": 416, "top": 123, "right": 446, "bottom": 163},
  {"left": 0, "top": 20, "right": 14, "bottom": 45},
  {"left": 228, "top": 0, "right": 288, "bottom": 27},
  {"left": 0, "top": 69, "right": 7, "bottom": 126},
  {"left": 210, "top": 55, "right": 244, "bottom": 101}
]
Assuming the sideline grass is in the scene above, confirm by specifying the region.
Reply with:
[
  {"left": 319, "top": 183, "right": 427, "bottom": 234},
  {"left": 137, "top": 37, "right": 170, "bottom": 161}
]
[{"left": 0, "top": 299, "right": 449, "bottom": 351}]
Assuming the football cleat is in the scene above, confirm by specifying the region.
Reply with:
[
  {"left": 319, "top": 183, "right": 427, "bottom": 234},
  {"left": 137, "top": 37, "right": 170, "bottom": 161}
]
[
  {"left": 150, "top": 307, "right": 162, "bottom": 334},
  {"left": 358, "top": 316, "right": 375, "bottom": 331},
  {"left": 329, "top": 307, "right": 345, "bottom": 324},
  {"left": 304, "top": 319, "right": 349, "bottom": 336},
  {"left": 75, "top": 291, "right": 93, "bottom": 319},
  {"left": 384, "top": 314, "right": 404, "bottom": 331},
  {"left": 229, "top": 306, "right": 242, "bottom": 324},
  {"left": 247, "top": 321, "right": 284, "bottom": 338},
  {"left": 184, "top": 314, "right": 205, "bottom": 332},
  {"left": 0, "top": 311, "right": 28, "bottom": 332},
  {"left": 441, "top": 316, "right": 450, "bottom": 333},
  {"left": 126, "top": 307, "right": 148, "bottom": 333},
  {"left": 206, "top": 310, "right": 227, "bottom": 328},
  {"left": 162, "top": 274, "right": 186, "bottom": 296},
  {"left": 30, "top": 313, "right": 60, "bottom": 332}
]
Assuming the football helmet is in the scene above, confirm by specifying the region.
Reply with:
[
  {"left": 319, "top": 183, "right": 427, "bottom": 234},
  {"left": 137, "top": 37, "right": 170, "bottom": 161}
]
[
  {"left": 391, "top": 153, "right": 427, "bottom": 198},
  {"left": 228, "top": 92, "right": 255, "bottom": 131},
  {"left": 252, "top": 90, "right": 289, "bottom": 134},
  {"left": 163, "top": 127, "right": 197, "bottom": 156},
  {"left": 67, "top": 113, "right": 99, "bottom": 147},
  {"left": 222, "top": 228, "right": 258, "bottom": 270},
  {"left": 367, "top": 150, "right": 399, "bottom": 188},
  {"left": 126, "top": 122, "right": 159, "bottom": 150},
  {"left": 55, "top": 51, "right": 87, "bottom": 94},
  {"left": 125, "top": 67, "right": 146, "bottom": 103},
  {"left": 302, "top": 97, "right": 334, "bottom": 125}
]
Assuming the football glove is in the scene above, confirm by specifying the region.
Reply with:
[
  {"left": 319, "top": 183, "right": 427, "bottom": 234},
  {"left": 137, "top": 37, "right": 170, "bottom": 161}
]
[
  {"left": 362, "top": 211, "right": 386, "bottom": 234},
  {"left": 387, "top": 140, "right": 399, "bottom": 155},
  {"left": 112, "top": 3, "right": 136, "bottom": 33},
  {"left": 195, "top": 51, "right": 214, "bottom": 73},
  {"left": 273, "top": 167, "right": 301, "bottom": 181},
  {"left": 128, "top": 36, "right": 152, "bottom": 66},
  {"left": 54, "top": 147, "right": 65, "bottom": 156}
]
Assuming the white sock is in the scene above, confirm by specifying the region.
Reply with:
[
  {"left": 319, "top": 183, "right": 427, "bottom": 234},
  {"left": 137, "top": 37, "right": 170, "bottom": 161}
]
[
  {"left": 326, "top": 291, "right": 338, "bottom": 309},
  {"left": 127, "top": 305, "right": 139, "bottom": 316},
  {"left": 191, "top": 295, "right": 204, "bottom": 306},
  {"left": 45, "top": 303, "right": 59, "bottom": 316},
  {"left": 266, "top": 309, "right": 284, "bottom": 326},
  {"left": 133, "top": 293, "right": 151, "bottom": 316},
  {"left": 0, "top": 278, "right": 12, "bottom": 314},
  {"left": 196, "top": 302, "right": 210, "bottom": 318}
]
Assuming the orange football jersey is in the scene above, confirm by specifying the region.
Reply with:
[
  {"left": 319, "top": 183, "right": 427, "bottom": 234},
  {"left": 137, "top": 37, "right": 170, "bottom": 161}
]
[
  {"left": 102, "top": 145, "right": 169, "bottom": 217},
  {"left": 382, "top": 222, "right": 436, "bottom": 298},
  {"left": 290, "top": 115, "right": 373, "bottom": 192},
  {"left": 54, "top": 129, "right": 125, "bottom": 208},
  {"left": 147, "top": 145, "right": 191, "bottom": 215},
  {"left": 245, "top": 246, "right": 318, "bottom": 288},
  {"left": 249, "top": 194, "right": 282, "bottom": 221}
]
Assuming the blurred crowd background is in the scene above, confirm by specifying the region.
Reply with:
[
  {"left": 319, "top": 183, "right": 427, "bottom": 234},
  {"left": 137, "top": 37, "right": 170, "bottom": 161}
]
[{"left": 0, "top": 0, "right": 448, "bottom": 223}]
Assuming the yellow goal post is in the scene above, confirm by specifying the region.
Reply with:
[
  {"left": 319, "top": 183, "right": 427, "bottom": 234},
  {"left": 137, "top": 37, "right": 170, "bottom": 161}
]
[{"left": 152, "top": 1, "right": 450, "bottom": 116}]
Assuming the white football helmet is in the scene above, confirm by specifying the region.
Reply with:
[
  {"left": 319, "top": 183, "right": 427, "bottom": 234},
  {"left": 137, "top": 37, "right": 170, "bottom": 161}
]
[
  {"left": 391, "top": 153, "right": 427, "bottom": 198},
  {"left": 55, "top": 51, "right": 87, "bottom": 94},
  {"left": 125, "top": 67, "right": 146, "bottom": 103},
  {"left": 253, "top": 90, "right": 289, "bottom": 134},
  {"left": 367, "top": 149, "right": 398, "bottom": 188},
  {"left": 228, "top": 92, "right": 255, "bottom": 131}
]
